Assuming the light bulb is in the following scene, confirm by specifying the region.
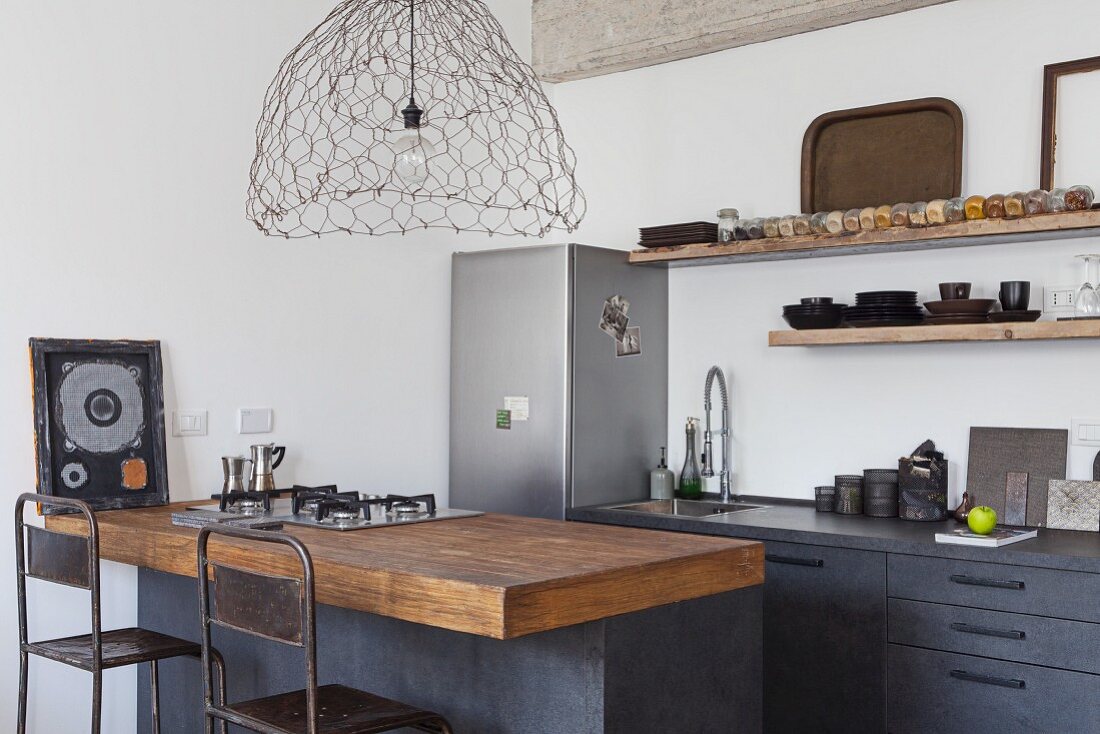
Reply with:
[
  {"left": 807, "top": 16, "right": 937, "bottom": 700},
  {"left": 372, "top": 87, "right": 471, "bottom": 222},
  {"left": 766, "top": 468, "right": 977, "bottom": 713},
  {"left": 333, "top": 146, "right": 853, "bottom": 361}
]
[{"left": 393, "top": 127, "right": 436, "bottom": 186}]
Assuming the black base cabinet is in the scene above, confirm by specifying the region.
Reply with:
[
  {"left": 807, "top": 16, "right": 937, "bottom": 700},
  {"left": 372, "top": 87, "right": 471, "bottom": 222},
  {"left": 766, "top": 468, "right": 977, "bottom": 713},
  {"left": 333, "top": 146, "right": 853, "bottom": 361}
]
[
  {"left": 762, "top": 541, "right": 887, "bottom": 733},
  {"left": 568, "top": 507, "right": 1100, "bottom": 734}
]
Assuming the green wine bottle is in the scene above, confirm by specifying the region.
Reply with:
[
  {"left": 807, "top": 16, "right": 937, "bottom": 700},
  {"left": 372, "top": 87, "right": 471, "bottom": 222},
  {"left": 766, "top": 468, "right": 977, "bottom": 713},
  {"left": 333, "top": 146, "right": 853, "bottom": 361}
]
[{"left": 679, "top": 418, "right": 702, "bottom": 499}]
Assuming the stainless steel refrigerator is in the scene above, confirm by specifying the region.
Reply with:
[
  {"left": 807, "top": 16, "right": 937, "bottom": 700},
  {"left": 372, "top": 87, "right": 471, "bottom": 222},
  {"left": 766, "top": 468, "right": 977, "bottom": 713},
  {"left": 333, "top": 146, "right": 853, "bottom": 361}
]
[{"left": 449, "top": 244, "right": 668, "bottom": 519}]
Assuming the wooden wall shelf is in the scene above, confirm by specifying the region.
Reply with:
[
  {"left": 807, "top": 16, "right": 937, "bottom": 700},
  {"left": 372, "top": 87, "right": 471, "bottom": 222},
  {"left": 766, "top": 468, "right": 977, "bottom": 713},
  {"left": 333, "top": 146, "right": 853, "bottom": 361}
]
[
  {"left": 769, "top": 320, "right": 1100, "bottom": 347},
  {"left": 631, "top": 210, "right": 1100, "bottom": 267}
]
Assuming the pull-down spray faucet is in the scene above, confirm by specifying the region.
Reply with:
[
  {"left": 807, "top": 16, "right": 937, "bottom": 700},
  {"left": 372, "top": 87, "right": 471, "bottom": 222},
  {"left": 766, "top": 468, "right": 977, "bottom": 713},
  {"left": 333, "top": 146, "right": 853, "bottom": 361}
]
[{"left": 702, "top": 365, "right": 731, "bottom": 502}]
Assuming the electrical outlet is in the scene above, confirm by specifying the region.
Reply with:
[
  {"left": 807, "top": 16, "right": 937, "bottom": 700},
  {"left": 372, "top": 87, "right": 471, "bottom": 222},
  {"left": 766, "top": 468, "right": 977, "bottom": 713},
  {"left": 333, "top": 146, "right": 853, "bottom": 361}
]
[{"left": 1044, "top": 285, "right": 1077, "bottom": 314}]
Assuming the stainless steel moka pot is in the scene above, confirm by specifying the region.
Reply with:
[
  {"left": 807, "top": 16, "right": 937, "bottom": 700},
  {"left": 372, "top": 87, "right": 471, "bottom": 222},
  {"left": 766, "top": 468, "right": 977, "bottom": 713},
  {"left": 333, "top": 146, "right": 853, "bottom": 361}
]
[
  {"left": 221, "top": 456, "right": 250, "bottom": 493},
  {"left": 247, "top": 443, "right": 286, "bottom": 493}
]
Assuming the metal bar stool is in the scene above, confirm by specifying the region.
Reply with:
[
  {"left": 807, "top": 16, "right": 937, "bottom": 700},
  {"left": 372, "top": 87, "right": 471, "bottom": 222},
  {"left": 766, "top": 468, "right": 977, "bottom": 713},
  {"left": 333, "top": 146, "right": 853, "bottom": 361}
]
[
  {"left": 197, "top": 524, "right": 454, "bottom": 734},
  {"left": 15, "top": 493, "right": 227, "bottom": 734}
]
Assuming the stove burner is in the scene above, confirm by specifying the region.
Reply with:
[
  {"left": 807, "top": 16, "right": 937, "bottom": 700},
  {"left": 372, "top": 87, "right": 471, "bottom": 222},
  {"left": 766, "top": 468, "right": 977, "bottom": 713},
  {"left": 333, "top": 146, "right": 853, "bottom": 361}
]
[
  {"left": 390, "top": 501, "right": 424, "bottom": 515},
  {"left": 212, "top": 490, "right": 274, "bottom": 514},
  {"left": 310, "top": 497, "right": 371, "bottom": 523},
  {"left": 364, "top": 494, "right": 438, "bottom": 517},
  {"left": 328, "top": 508, "right": 362, "bottom": 523},
  {"left": 305, "top": 493, "right": 440, "bottom": 523},
  {"left": 288, "top": 485, "right": 355, "bottom": 516}
]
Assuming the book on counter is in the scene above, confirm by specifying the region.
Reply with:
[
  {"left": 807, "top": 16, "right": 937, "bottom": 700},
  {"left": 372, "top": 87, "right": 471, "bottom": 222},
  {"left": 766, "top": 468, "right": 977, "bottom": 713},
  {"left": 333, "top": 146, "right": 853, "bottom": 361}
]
[{"left": 935, "top": 526, "right": 1038, "bottom": 547}]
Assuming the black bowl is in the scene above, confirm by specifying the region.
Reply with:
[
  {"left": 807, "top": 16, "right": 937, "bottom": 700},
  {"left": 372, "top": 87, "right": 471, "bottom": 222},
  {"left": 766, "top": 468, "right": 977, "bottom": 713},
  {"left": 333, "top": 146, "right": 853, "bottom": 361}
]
[
  {"left": 800, "top": 297, "right": 834, "bottom": 305},
  {"left": 784, "top": 303, "right": 847, "bottom": 312},
  {"left": 783, "top": 310, "right": 845, "bottom": 330}
]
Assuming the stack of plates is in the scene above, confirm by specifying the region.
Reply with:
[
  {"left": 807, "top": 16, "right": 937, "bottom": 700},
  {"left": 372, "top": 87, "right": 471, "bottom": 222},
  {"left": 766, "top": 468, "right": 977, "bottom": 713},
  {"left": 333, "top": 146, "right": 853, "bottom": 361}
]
[
  {"left": 782, "top": 297, "right": 847, "bottom": 330},
  {"left": 922, "top": 299, "right": 997, "bottom": 325},
  {"left": 638, "top": 222, "right": 718, "bottom": 248},
  {"left": 844, "top": 291, "right": 924, "bottom": 327}
]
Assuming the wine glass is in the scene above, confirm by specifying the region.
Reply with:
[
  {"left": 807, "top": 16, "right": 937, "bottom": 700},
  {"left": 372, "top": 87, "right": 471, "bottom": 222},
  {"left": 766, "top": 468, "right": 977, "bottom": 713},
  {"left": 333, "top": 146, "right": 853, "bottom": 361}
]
[{"left": 1075, "top": 254, "right": 1100, "bottom": 318}]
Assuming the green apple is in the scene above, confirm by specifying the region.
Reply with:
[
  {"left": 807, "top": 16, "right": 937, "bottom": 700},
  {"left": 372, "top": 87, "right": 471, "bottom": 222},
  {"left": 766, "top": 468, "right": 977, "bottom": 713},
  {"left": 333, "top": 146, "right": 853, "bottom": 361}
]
[{"left": 967, "top": 506, "right": 997, "bottom": 535}]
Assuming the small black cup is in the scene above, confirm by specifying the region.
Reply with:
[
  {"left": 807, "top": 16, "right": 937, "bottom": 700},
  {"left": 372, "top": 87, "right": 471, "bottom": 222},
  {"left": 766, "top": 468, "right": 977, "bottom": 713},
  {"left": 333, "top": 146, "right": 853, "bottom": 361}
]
[
  {"left": 999, "top": 281, "right": 1031, "bottom": 311},
  {"left": 939, "top": 282, "right": 972, "bottom": 300}
]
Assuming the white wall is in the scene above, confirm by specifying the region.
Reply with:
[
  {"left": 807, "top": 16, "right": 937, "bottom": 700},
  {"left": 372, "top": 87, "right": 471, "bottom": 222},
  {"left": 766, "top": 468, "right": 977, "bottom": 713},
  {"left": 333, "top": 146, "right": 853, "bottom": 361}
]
[
  {"left": 547, "top": 0, "right": 1100, "bottom": 499},
  {"left": 0, "top": 1, "right": 532, "bottom": 731}
]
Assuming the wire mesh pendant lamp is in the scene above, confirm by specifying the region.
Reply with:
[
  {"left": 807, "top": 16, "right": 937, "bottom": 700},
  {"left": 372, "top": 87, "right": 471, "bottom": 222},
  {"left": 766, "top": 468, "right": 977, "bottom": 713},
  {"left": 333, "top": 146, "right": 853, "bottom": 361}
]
[{"left": 246, "top": 0, "right": 585, "bottom": 238}]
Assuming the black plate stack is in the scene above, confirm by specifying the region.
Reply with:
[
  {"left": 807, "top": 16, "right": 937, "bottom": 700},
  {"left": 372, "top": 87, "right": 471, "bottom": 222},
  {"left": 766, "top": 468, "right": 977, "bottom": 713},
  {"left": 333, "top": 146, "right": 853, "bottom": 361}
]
[
  {"left": 638, "top": 222, "right": 718, "bottom": 248},
  {"left": 782, "top": 297, "right": 847, "bottom": 330},
  {"left": 844, "top": 291, "right": 924, "bottom": 327}
]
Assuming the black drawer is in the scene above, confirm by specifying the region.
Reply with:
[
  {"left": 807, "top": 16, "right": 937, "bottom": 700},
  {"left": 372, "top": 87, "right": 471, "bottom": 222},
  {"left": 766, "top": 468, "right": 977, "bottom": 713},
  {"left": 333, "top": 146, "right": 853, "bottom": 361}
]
[
  {"left": 889, "top": 598, "right": 1100, "bottom": 675},
  {"left": 887, "top": 554, "right": 1100, "bottom": 623},
  {"left": 887, "top": 644, "right": 1100, "bottom": 734}
]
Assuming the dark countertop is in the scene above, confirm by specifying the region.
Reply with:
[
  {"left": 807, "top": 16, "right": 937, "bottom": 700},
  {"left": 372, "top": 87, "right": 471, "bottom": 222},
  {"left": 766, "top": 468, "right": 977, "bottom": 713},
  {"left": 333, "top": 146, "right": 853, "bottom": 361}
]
[{"left": 568, "top": 497, "right": 1100, "bottom": 574}]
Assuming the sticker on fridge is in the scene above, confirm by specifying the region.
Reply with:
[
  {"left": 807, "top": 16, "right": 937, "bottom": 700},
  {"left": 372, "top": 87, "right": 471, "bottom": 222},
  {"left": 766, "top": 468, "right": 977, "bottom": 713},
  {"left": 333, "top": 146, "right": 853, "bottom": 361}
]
[{"left": 504, "top": 396, "right": 529, "bottom": 421}]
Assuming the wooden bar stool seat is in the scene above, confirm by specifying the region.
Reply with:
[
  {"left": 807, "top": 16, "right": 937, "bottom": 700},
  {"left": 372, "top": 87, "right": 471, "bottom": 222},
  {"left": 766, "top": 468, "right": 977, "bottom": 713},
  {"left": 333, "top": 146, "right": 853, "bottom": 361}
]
[
  {"left": 16, "top": 493, "right": 227, "bottom": 734},
  {"left": 197, "top": 524, "right": 453, "bottom": 734}
]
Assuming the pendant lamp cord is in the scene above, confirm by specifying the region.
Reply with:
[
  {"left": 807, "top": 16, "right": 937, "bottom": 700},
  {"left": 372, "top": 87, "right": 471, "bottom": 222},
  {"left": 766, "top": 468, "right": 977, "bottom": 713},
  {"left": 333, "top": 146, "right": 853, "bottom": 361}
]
[{"left": 408, "top": 0, "right": 417, "bottom": 107}]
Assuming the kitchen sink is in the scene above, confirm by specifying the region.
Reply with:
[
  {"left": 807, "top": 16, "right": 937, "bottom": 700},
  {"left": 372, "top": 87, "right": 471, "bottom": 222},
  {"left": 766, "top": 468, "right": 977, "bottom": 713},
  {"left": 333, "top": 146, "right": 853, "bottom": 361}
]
[{"left": 608, "top": 499, "right": 767, "bottom": 518}]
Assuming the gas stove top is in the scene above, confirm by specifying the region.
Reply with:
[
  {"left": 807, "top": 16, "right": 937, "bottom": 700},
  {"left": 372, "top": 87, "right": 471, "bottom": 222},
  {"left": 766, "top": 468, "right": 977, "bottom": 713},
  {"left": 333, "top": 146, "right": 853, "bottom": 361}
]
[{"left": 187, "top": 486, "right": 482, "bottom": 531}]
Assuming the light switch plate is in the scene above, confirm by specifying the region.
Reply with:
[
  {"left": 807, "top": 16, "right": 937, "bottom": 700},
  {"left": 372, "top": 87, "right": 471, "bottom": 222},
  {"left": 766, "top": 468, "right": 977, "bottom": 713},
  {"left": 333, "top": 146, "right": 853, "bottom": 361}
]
[
  {"left": 1071, "top": 417, "right": 1100, "bottom": 447},
  {"left": 173, "top": 410, "right": 208, "bottom": 437},
  {"left": 239, "top": 408, "right": 274, "bottom": 434}
]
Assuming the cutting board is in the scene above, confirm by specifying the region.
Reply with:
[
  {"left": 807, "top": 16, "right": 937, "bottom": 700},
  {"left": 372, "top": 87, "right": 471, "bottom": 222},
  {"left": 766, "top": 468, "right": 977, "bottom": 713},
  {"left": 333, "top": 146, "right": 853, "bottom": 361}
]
[{"left": 965, "top": 427, "right": 1068, "bottom": 527}]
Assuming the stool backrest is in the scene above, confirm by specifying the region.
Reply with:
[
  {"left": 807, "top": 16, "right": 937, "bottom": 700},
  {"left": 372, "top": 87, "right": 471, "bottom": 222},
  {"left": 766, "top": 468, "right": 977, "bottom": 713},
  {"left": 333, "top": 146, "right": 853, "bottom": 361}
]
[
  {"left": 197, "top": 525, "right": 318, "bottom": 733},
  {"left": 15, "top": 493, "right": 102, "bottom": 665}
]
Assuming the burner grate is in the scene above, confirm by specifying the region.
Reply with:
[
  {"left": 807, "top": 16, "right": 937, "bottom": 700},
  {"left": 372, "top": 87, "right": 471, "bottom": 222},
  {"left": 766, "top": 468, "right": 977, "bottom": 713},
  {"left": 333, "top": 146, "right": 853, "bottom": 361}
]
[
  {"left": 212, "top": 490, "right": 274, "bottom": 513},
  {"left": 363, "top": 494, "right": 438, "bottom": 517}
]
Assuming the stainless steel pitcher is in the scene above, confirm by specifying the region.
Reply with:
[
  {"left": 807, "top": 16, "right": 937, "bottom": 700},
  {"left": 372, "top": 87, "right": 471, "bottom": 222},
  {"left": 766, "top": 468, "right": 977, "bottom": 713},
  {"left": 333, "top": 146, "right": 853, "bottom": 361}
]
[
  {"left": 247, "top": 444, "right": 285, "bottom": 493},
  {"left": 221, "top": 456, "right": 250, "bottom": 493}
]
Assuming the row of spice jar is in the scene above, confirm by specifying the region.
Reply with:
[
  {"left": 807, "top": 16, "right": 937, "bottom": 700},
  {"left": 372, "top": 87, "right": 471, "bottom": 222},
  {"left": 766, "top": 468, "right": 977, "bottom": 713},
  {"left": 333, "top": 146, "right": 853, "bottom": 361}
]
[{"left": 717, "top": 184, "right": 1095, "bottom": 242}]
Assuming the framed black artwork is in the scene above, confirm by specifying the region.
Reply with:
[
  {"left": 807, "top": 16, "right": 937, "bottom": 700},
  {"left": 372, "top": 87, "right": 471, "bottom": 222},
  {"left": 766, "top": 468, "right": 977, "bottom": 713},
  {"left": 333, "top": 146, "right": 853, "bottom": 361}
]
[{"left": 30, "top": 338, "right": 170, "bottom": 513}]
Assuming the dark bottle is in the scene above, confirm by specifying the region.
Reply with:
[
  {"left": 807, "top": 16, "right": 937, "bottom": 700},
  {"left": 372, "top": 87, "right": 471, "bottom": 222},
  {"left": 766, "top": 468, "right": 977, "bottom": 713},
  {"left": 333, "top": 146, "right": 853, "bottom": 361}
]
[
  {"left": 953, "top": 491, "right": 973, "bottom": 523},
  {"left": 679, "top": 418, "right": 702, "bottom": 499}
]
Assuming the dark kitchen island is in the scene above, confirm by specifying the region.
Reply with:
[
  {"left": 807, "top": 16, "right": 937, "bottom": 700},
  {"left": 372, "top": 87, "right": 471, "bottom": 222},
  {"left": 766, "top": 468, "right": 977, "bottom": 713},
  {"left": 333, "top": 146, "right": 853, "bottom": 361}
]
[{"left": 48, "top": 502, "right": 764, "bottom": 733}]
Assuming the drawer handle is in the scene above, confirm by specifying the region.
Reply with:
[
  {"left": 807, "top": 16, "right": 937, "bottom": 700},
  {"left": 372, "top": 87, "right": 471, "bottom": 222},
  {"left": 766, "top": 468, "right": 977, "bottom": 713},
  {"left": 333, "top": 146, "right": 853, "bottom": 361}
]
[
  {"left": 950, "top": 622, "right": 1026, "bottom": 640},
  {"left": 950, "top": 669, "right": 1025, "bottom": 689},
  {"left": 765, "top": 554, "right": 823, "bottom": 567},
  {"left": 949, "top": 574, "right": 1025, "bottom": 591}
]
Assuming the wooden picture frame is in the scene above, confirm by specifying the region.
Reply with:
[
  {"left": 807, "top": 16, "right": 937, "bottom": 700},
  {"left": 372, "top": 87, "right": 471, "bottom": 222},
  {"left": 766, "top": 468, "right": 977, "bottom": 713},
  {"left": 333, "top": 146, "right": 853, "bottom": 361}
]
[
  {"left": 30, "top": 338, "right": 170, "bottom": 513},
  {"left": 1040, "top": 55, "right": 1100, "bottom": 191}
]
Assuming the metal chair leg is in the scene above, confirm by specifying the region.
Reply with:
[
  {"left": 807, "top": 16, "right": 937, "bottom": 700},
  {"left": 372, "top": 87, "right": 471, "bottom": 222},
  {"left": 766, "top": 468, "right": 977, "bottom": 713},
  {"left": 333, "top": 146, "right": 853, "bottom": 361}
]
[
  {"left": 150, "top": 659, "right": 161, "bottom": 734},
  {"left": 16, "top": 650, "right": 27, "bottom": 734},
  {"left": 211, "top": 649, "right": 228, "bottom": 734},
  {"left": 91, "top": 669, "right": 102, "bottom": 734}
]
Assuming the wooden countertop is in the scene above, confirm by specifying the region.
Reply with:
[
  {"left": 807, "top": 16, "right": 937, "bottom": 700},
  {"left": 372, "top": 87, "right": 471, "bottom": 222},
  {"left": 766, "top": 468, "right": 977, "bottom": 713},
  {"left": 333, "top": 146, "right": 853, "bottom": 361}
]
[{"left": 46, "top": 502, "right": 763, "bottom": 639}]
